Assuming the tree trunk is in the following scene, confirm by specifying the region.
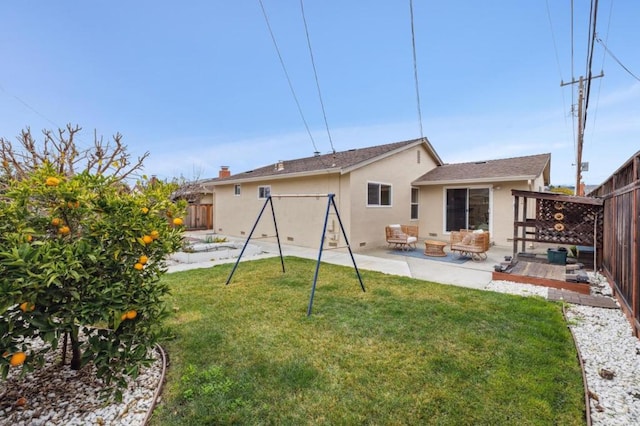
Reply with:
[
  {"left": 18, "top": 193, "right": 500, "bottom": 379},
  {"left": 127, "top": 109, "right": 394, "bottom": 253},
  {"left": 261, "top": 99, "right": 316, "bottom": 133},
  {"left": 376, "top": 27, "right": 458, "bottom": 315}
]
[
  {"left": 70, "top": 325, "right": 82, "bottom": 370},
  {"left": 61, "top": 331, "right": 68, "bottom": 367}
]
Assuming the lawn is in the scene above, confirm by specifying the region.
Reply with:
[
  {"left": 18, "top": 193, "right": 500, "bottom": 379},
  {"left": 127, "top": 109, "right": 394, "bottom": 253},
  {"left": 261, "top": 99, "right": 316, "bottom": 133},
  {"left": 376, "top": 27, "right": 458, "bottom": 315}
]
[{"left": 150, "top": 257, "right": 585, "bottom": 425}]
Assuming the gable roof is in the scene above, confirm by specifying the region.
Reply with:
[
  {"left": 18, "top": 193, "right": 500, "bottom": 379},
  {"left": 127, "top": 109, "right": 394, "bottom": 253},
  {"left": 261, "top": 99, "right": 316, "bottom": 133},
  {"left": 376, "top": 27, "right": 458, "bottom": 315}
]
[
  {"left": 413, "top": 153, "right": 551, "bottom": 186},
  {"left": 208, "top": 137, "right": 442, "bottom": 184}
]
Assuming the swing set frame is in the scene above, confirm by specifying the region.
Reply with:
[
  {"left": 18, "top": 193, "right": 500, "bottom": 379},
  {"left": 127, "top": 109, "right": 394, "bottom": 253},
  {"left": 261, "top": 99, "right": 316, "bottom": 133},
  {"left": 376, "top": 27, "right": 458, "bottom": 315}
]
[{"left": 225, "top": 193, "right": 365, "bottom": 316}]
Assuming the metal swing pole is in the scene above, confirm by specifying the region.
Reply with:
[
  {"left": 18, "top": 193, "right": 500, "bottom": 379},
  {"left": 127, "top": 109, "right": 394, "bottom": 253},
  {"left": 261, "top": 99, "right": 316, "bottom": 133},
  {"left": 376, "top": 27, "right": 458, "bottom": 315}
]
[
  {"left": 307, "top": 193, "right": 366, "bottom": 316},
  {"left": 330, "top": 194, "right": 365, "bottom": 292},
  {"left": 226, "top": 196, "right": 284, "bottom": 285},
  {"left": 307, "top": 195, "right": 333, "bottom": 316},
  {"left": 269, "top": 196, "right": 285, "bottom": 273}
]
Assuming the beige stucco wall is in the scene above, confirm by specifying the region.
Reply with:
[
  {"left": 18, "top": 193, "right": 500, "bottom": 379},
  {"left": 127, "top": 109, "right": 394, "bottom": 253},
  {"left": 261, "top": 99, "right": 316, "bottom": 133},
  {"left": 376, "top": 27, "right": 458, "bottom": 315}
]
[
  {"left": 347, "top": 146, "right": 438, "bottom": 249},
  {"left": 199, "top": 193, "right": 214, "bottom": 204},
  {"left": 213, "top": 144, "right": 438, "bottom": 252},
  {"left": 214, "top": 173, "right": 346, "bottom": 250},
  {"left": 418, "top": 180, "right": 538, "bottom": 248}
]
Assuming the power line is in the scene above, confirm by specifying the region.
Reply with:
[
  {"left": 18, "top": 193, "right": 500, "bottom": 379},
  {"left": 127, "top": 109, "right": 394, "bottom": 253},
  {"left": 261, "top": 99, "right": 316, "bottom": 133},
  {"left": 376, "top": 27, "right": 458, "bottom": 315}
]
[
  {"left": 0, "top": 83, "right": 61, "bottom": 129},
  {"left": 596, "top": 35, "right": 640, "bottom": 82},
  {"left": 545, "top": 0, "right": 572, "bottom": 141},
  {"left": 586, "top": 0, "right": 615, "bottom": 152},
  {"left": 299, "top": 0, "right": 335, "bottom": 153},
  {"left": 570, "top": 0, "right": 576, "bottom": 152},
  {"left": 583, "top": 0, "right": 599, "bottom": 133},
  {"left": 408, "top": 0, "right": 424, "bottom": 139},
  {"left": 257, "top": 0, "right": 320, "bottom": 154}
]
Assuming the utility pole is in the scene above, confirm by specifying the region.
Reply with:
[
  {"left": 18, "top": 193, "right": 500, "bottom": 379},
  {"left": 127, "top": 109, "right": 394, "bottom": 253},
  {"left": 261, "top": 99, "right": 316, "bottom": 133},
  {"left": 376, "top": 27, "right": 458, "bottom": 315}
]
[
  {"left": 576, "top": 76, "right": 584, "bottom": 195},
  {"left": 561, "top": 72, "right": 603, "bottom": 196}
]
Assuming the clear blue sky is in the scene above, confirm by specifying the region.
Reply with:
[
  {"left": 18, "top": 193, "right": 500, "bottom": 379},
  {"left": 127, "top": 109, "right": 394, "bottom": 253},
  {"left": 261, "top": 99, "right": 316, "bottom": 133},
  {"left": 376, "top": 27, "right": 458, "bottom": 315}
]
[{"left": 1, "top": 1, "right": 638, "bottom": 186}]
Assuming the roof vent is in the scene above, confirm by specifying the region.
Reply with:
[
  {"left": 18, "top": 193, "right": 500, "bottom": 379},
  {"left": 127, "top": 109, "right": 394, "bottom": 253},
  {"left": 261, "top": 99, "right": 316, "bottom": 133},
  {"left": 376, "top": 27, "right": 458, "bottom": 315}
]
[
  {"left": 474, "top": 161, "right": 488, "bottom": 164},
  {"left": 276, "top": 160, "right": 284, "bottom": 171},
  {"left": 313, "top": 151, "right": 320, "bottom": 157}
]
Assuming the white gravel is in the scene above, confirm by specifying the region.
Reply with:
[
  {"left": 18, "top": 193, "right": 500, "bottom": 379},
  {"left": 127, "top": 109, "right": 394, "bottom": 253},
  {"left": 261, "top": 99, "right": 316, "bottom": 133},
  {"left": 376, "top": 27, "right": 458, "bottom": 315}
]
[
  {"left": 0, "top": 341, "right": 163, "bottom": 426},
  {"left": 2, "top": 278, "right": 639, "bottom": 425}
]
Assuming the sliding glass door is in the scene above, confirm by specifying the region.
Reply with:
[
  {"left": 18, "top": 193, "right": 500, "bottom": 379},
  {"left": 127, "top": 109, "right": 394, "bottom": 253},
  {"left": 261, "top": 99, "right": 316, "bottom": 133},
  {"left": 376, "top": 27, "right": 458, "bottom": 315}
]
[{"left": 445, "top": 188, "right": 490, "bottom": 232}]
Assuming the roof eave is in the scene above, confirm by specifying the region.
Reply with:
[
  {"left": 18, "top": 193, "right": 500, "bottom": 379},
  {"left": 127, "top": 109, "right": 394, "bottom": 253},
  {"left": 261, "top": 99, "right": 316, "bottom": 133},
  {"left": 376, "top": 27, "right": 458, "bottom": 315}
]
[
  {"left": 207, "top": 168, "right": 341, "bottom": 185},
  {"left": 342, "top": 138, "right": 442, "bottom": 174},
  {"left": 413, "top": 175, "right": 539, "bottom": 186}
]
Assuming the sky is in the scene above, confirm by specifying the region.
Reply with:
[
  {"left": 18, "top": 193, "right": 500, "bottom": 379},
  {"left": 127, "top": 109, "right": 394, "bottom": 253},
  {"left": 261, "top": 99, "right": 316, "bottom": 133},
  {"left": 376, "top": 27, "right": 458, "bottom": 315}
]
[{"left": 0, "top": 1, "right": 638, "bottom": 187}]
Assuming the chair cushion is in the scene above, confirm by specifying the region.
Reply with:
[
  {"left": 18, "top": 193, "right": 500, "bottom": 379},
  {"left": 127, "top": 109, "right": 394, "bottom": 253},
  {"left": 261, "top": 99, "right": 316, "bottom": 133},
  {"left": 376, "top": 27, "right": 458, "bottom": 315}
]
[
  {"left": 461, "top": 234, "right": 473, "bottom": 245},
  {"left": 388, "top": 224, "right": 403, "bottom": 237},
  {"left": 406, "top": 236, "right": 417, "bottom": 244}
]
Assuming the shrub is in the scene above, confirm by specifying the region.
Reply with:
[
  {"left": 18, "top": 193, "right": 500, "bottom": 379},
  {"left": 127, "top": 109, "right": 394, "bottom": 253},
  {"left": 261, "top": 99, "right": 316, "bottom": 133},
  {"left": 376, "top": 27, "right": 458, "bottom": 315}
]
[{"left": 0, "top": 164, "right": 185, "bottom": 400}]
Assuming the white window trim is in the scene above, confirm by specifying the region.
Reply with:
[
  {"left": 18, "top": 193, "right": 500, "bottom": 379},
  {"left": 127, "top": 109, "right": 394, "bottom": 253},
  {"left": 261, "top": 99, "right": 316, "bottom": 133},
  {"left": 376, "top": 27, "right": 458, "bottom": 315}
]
[
  {"left": 258, "top": 185, "right": 271, "bottom": 199},
  {"left": 410, "top": 186, "right": 419, "bottom": 220},
  {"left": 367, "top": 181, "right": 392, "bottom": 207},
  {"left": 441, "top": 185, "right": 493, "bottom": 235}
]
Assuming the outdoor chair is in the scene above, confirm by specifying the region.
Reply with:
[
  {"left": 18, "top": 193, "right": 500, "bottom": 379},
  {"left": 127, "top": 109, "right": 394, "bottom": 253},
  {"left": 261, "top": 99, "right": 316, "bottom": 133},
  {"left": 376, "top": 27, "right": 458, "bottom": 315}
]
[
  {"left": 385, "top": 224, "right": 418, "bottom": 251},
  {"left": 450, "top": 229, "right": 490, "bottom": 261}
]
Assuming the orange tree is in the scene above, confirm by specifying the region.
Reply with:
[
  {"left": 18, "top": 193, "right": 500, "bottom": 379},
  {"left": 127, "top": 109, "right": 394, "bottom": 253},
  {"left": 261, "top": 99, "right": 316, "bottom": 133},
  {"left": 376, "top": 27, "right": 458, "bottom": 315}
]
[{"left": 0, "top": 164, "right": 185, "bottom": 400}]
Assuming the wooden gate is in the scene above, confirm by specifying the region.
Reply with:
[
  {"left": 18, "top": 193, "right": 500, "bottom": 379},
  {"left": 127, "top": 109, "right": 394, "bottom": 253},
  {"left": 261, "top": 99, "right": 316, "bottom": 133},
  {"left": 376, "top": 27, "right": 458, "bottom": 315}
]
[{"left": 184, "top": 204, "right": 213, "bottom": 230}]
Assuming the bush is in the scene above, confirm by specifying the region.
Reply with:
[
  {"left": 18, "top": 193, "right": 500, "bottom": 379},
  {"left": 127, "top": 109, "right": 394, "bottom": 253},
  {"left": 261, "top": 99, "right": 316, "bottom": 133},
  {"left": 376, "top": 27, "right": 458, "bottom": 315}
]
[{"left": 0, "top": 164, "right": 185, "bottom": 400}]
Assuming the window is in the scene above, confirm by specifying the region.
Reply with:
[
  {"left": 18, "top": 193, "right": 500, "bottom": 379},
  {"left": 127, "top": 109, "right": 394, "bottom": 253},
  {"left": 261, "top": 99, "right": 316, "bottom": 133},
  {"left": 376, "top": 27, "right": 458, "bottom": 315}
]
[
  {"left": 411, "top": 187, "right": 419, "bottom": 219},
  {"left": 367, "top": 182, "right": 391, "bottom": 206},
  {"left": 258, "top": 185, "right": 271, "bottom": 199},
  {"left": 445, "top": 187, "right": 490, "bottom": 232},
  {"left": 234, "top": 184, "right": 241, "bottom": 196}
]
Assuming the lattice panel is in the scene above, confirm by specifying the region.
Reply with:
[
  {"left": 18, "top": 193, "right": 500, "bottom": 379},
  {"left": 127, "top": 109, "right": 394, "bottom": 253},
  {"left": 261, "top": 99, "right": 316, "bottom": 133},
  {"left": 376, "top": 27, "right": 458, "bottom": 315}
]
[{"left": 535, "top": 199, "right": 604, "bottom": 246}]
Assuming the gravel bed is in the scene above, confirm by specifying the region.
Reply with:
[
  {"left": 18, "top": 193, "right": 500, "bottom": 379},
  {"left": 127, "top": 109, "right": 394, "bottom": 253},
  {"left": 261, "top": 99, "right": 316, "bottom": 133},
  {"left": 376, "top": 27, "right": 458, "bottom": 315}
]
[
  {"left": 2, "top": 278, "right": 639, "bottom": 425},
  {"left": 0, "top": 340, "right": 163, "bottom": 426}
]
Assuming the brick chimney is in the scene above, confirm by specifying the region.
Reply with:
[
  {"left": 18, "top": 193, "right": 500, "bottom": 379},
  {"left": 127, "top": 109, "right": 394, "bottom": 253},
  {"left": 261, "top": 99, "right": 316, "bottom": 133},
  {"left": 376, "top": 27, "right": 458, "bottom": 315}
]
[{"left": 219, "top": 166, "right": 231, "bottom": 178}]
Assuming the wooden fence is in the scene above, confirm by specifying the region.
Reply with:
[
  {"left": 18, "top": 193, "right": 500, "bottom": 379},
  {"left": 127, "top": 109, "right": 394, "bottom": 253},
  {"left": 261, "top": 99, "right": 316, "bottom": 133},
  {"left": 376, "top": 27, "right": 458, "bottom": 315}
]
[
  {"left": 184, "top": 204, "right": 213, "bottom": 230},
  {"left": 590, "top": 151, "right": 640, "bottom": 336}
]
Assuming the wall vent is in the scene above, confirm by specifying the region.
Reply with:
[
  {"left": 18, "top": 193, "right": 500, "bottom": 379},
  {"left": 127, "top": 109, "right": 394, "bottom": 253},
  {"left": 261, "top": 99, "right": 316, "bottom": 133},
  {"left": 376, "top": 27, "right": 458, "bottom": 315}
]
[
  {"left": 428, "top": 232, "right": 438, "bottom": 237},
  {"left": 359, "top": 242, "right": 367, "bottom": 247},
  {"left": 287, "top": 236, "right": 294, "bottom": 242}
]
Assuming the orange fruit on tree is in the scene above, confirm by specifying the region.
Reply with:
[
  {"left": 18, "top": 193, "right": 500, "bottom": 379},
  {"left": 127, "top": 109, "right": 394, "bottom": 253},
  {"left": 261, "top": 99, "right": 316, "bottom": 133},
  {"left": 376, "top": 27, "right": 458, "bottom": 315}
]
[
  {"left": 58, "top": 226, "right": 71, "bottom": 235},
  {"left": 45, "top": 176, "right": 60, "bottom": 186},
  {"left": 9, "top": 352, "right": 26, "bottom": 367},
  {"left": 51, "top": 218, "right": 61, "bottom": 226},
  {"left": 126, "top": 310, "right": 137, "bottom": 320},
  {"left": 26, "top": 235, "right": 32, "bottom": 242},
  {"left": 139, "top": 255, "right": 149, "bottom": 265},
  {"left": 19, "top": 302, "right": 34, "bottom": 312},
  {"left": 141, "top": 207, "right": 149, "bottom": 214},
  {"left": 150, "top": 230, "right": 160, "bottom": 240},
  {"left": 142, "top": 235, "right": 153, "bottom": 245},
  {"left": 134, "top": 262, "right": 144, "bottom": 271},
  {"left": 173, "top": 217, "right": 184, "bottom": 226}
]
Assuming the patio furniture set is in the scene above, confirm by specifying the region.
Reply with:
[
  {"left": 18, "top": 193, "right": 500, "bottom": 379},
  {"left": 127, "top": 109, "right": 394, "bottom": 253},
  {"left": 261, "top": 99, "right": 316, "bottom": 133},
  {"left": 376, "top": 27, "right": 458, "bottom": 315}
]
[{"left": 385, "top": 225, "right": 490, "bottom": 261}]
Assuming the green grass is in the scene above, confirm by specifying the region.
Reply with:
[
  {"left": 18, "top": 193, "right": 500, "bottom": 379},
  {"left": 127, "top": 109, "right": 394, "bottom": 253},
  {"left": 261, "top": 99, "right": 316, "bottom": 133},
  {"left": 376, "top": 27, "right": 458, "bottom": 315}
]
[{"left": 150, "top": 257, "right": 585, "bottom": 425}]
